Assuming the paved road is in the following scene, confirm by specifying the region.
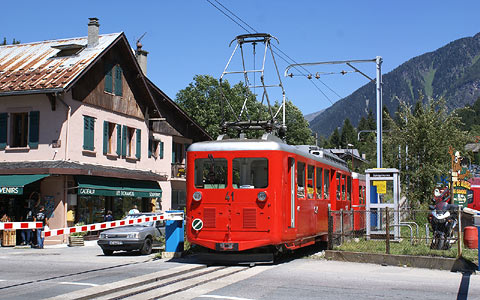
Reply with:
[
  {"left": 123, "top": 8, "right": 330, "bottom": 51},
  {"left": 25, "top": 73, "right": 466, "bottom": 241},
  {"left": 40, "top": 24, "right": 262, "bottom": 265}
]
[
  {"left": 0, "top": 241, "right": 179, "bottom": 299},
  {"left": 0, "top": 242, "right": 479, "bottom": 300},
  {"left": 185, "top": 259, "right": 480, "bottom": 300}
]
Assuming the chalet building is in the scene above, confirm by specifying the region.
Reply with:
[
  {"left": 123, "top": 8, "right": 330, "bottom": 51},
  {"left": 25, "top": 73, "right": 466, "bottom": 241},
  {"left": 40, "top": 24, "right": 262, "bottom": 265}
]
[{"left": 0, "top": 18, "right": 210, "bottom": 244}]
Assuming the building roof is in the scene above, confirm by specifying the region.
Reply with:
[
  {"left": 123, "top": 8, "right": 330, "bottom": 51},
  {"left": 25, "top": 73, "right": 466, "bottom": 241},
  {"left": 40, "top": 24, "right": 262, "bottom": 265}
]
[
  {"left": 0, "top": 160, "right": 167, "bottom": 181},
  {"left": 0, "top": 33, "right": 121, "bottom": 95}
]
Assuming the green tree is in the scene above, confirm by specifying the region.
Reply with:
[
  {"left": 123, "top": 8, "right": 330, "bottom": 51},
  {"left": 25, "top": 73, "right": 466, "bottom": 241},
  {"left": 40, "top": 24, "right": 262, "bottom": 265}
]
[
  {"left": 175, "top": 75, "right": 314, "bottom": 144},
  {"left": 329, "top": 127, "right": 341, "bottom": 148},
  {"left": 340, "top": 118, "right": 356, "bottom": 148},
  {"left": 384, "top": 96, "right": 468, "bottom": 206}
]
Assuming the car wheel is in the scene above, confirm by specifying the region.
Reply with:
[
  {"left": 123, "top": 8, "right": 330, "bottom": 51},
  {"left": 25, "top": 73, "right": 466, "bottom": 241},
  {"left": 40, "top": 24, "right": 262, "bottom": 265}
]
[
  {"left": 140, "top": 238, "right": 152, "bottom": 255},
  {"left": 103, "top": 249, "right": 114, "bottom": 256}
]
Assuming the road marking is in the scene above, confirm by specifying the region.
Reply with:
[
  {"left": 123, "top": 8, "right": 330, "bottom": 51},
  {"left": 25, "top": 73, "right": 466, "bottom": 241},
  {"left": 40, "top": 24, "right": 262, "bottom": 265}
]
[
  {"left": 0, "top": 280, "right": 6, "bottom": 282},
  {"left": 198, "top": 295, "right": 255, "bottom": 300},
  {"left": 58, "top": 282, "right": 99, "bottom": 287}
]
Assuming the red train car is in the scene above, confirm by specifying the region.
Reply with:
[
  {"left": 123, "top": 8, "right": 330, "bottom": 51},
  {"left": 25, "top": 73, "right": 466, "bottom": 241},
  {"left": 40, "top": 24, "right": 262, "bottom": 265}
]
[
  {"left": 186, "top": 135, "right": 364, "bottom": 252},
  {"left": 352, "top": 173, "right": 367, "bottom": 231}
]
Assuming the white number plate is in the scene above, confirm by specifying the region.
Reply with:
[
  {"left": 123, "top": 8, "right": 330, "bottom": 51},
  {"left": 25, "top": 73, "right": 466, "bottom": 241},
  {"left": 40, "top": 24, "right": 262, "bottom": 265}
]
[{"left": 109, "top": 241, "right": 123, "bottom": 245}]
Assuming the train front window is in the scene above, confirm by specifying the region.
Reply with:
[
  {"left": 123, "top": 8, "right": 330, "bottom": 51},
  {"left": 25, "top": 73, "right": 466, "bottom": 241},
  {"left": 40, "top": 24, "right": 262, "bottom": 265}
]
[
  {"left": 233, "top": 158, "right": 268, "bottom": 189},
  {"left": 194, "top": 158, "right": 228, "bottom": 189}
]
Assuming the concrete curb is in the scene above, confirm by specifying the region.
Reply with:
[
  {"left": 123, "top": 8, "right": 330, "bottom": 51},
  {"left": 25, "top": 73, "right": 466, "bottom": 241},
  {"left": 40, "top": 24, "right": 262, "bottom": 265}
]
[{"left": 325, "top": 250, "right": 477, "bottom": 271}]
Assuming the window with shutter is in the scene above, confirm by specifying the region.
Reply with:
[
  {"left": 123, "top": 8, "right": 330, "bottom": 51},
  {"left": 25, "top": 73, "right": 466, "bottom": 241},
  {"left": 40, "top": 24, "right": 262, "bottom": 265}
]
[
  {"left": 104, "top": 63, "right": 113, "bottom": 93},
  {"left": 136, "top": 128, "right": 141, "bottom": 159},
  {"left": 83, "top": 116, "right": 95, "bottom": 151},
  {"left": 0, "top": 113, "right": 7, "bottom": 150},
  {"left": 114, "top": 65, "right": 123, "bottom": 96},
  {"left": 159, "top": 141, "right": 164, "bottom": 159},
  {"left": 121, "top": 125, "right": 127, "bottom": 157},
  {"left": 103, "top": 121, "right": 108, "bottom": 154},
  {"left": 28, "top": 111, "right": 40, "bottom": 149},
  {"left": 116, "top": 124, "right": 122, "bottom": 156}
]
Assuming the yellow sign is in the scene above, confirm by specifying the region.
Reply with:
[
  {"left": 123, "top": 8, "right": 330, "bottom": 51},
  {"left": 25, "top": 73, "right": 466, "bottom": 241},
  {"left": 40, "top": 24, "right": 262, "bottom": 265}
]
[
  {"left": 373, "top": 181, "right": 386, "bottom": 194},
  {"left": 453, "top": 180, "right": 471, "bottom": 190}
]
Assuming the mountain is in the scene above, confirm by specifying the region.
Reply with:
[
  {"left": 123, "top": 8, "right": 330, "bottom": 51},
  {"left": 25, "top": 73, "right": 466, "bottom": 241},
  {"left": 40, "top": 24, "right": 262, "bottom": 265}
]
[
  {"left": 310, "top": 32, "right": 480, "bottom": 137},
  {"left": 304, "top": 109, "right": 324, "bottom": 122}
]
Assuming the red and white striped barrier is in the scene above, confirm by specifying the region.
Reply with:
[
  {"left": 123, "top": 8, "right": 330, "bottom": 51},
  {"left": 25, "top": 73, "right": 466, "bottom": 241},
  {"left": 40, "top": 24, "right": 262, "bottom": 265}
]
[
  {"left": 0, "top": 222, "right": 43, "bottom": 230},
  {"left": 43, "top": 212, "right": 184, "bottom": 238}
]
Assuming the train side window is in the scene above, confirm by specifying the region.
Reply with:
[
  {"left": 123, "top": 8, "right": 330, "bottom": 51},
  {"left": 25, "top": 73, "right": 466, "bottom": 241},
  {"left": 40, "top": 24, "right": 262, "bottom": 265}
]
[
  {"left": 324, "top": 169, "right": 330, "bottom": 198},
  {"left": 347, "top": 176, "right": 352, "bottom": 201},
  {"left": 233, "top": 157, "right": 268, "bottom": 189},
  {"left": 359, "top": 186, "right": 365, "bottom": 205},
  {"left": 316, "top": 167, "right": 323, "bottom": 199},
  {"left": 297, "top": 162, "right": 305, "bottom": 198},
  {"left": 342, "top": 174, "right": 346, "bottom": 200},
  {"left": 307, "top": 165, "right": 314, "bottom": 199},
  {"left": 194, "top": 158, "right": 228, "bottom": 189},
  {"left": 336, "top": 173, "right": 341, "bottom": 200}
]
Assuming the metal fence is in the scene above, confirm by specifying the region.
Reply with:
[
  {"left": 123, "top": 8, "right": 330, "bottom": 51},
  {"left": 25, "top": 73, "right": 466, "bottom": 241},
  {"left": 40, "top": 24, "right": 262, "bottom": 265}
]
[{"left": 327, "top": 207, "right": 475, "bottom": 256}]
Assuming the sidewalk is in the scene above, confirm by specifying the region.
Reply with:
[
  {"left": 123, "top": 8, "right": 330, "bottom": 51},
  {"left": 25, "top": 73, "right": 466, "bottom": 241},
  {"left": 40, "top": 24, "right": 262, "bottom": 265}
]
[{"left": 325, "top": 250, "right": 479, "bottom": 273}]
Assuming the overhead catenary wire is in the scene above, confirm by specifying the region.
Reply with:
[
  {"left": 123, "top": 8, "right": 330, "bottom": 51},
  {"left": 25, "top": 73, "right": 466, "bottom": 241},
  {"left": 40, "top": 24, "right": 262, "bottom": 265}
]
[{"left": 206, "top": 0, "right": 342, "bottom": 105}]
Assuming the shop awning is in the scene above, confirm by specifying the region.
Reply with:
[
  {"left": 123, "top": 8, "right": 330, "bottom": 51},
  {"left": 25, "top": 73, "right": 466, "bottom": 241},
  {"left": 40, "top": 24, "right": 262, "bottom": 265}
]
[
  {"left": 0, "top": 174, "right": 49, "bottom": 195},
  {"left": 75, "top": 176, "right": 162, "bottom": 198}
]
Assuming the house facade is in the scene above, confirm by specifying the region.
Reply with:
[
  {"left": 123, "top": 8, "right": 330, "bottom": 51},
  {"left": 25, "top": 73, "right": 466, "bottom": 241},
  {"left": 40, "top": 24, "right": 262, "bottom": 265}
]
[{"left": 0, "top": 18, "right": 210, "bottom": 244}]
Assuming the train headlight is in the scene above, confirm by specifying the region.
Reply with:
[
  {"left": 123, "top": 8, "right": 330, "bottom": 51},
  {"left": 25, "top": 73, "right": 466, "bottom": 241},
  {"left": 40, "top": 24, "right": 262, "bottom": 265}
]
[
  {"left": 193, "top": 191, "right": 202, "bottom": 201},
  {"left": 257, "top": 191, "right": 268, "bottom": 202}
]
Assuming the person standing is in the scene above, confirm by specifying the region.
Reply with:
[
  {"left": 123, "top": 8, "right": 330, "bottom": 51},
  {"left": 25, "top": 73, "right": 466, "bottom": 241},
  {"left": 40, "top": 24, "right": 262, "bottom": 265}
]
[
  {"left": 104, "top": 210, "right": 114, "bottom": 222},
  {"left": 128, "top": 205, "right": 139, "bottom": 215},
  {"left": 20, "top": 203, "right": 34, "bottom": 245},
  {"left": 33, "top": 205, "right": 48, "bottom": 249}
]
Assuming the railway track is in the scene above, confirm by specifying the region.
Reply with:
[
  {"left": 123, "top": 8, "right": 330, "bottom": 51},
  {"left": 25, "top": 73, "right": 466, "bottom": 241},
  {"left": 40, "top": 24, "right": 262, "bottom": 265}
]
[{"left": 47, "top": 264, "right": 261, "bottom": 300}]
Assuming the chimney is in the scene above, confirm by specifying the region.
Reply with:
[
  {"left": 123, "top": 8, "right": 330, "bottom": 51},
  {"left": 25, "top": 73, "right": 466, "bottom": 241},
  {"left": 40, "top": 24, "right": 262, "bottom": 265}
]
[
  {"left": 87, "top": 17, "right": 100, "bottom": 47},
  {"left": 135, "top": 42, "right": 148, "bottom": 76}
]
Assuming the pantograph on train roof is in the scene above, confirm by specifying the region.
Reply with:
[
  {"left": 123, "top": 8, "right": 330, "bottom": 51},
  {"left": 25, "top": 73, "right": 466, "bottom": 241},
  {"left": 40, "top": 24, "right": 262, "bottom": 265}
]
[{"left": 218, "top": 33, "right": 287, "bottom": 139}]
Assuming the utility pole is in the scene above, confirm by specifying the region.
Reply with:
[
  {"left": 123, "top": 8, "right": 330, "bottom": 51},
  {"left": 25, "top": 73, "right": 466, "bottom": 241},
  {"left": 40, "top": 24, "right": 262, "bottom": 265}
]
[{"left": 285, "top": 57, "right": 383, "bottom": 168}]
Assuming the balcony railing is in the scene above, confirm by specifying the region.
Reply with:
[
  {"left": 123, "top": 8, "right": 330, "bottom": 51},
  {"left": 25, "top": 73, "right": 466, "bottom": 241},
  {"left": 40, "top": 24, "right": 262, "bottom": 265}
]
[{"left": 171, "top": 163, "right": 186, "bottom": 179}]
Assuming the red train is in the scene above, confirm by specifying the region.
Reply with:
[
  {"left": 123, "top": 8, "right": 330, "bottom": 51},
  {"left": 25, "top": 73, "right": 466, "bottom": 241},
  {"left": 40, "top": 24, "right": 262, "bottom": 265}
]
[{"left": 186, "top": 135, "right": 366, "bottom": 253}]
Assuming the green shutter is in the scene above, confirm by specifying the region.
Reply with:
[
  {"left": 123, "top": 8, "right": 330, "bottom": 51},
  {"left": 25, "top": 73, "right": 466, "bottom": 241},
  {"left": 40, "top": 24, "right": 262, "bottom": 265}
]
[
  {"left": 160, "top": 141, "right": 164, "bottom": 159},
  {"left": 114, "top": 65, "right": 123, "bottom": 96},
  {"left": 103, "top": 121, "right": 108, "bottom": 154},
  {"left": 116, "top": 124, "right": 122, "bottom": 156},
  {"left": 28, "top": 111, "right": 40, "bottom": 149},
  {"left": 148, "top": 138, "right": 152, "bottom": 158},
  {"left": 104, "top": 63, "right": 113, "bottom": 93},
  {"left": 172, "top": 142, "right": 176, "bottom": 163},
  {"left": 136, "top": 129, "right": 141, "bottom": 159},
  {"left": 122, "top": 125, "right": 127, "bottom": 157},
  {"left": 0, "top": 113, "right": 7, "bottom": 150},
  {"left": 83, "top": 116, "right": 94, "bottom": 151}
]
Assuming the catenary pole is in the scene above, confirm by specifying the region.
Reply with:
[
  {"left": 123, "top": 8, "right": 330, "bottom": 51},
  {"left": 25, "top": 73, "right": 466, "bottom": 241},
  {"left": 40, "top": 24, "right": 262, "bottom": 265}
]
[{"left": 376, "top": 56, "right": 383, "bottom": 168}]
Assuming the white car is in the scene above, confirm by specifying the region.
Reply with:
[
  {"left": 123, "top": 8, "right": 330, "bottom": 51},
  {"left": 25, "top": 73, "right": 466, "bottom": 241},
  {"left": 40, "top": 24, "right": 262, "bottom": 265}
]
[{"left": 97, "top": 213, "right": 165, "bottom": 255}]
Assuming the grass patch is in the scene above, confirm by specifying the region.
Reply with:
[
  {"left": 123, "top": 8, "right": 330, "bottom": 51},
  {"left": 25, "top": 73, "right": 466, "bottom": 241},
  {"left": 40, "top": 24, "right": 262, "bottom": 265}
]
[{"left": 335, "top": 238, "right": 478, "bottom": 264}]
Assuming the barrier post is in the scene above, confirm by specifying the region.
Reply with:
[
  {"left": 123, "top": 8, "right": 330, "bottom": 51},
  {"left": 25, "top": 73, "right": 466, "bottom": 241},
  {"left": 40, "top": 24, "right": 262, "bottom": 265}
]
[
  {"left": 327, "top": 207, "right": 333, "bottom": 250},
  {"left": 457, "top": 207, "right": 462, "bottom": 258},
  {"left": 340, "top": 209, "right": 344, "bottom": 245},
  {"left": 385, "top": 207, "right": 390, "bottom": 254},
  {"left": 474, "top": 215, "right": 480, "bottom": 271},
  {"left": 163, "top": 210, "right": 184, "bottom": 259}
]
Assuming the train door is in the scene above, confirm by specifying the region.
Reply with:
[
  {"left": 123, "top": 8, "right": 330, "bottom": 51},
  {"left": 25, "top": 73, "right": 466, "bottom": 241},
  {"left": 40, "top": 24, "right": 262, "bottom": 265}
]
[
  {"left": 288, "top": 157, "right": 296, "bottom": 229},
  {"left": 297, "top": 161, "right": 308, "bottom": 235},
  {"left": 315, "top": 166, "right": 327, "bottom": 233},
  {"left": 307, "top": 165, "right": 316, "bottom": 235}
]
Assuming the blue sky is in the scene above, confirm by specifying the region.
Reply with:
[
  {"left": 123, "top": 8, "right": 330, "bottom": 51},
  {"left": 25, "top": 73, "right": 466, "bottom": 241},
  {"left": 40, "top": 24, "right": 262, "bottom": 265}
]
[{"left": 2, "top": 1, "right": 480, "bottom": 115}]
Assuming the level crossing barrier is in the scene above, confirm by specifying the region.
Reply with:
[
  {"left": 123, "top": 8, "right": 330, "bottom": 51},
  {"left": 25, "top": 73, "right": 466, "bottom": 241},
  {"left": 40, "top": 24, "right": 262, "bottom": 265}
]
[
  {"left": 0, "top": 222, "right": 43, "bottom": 230},
  {"left": 0, "top": 212, "right": 184, "bottom": 238}
]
